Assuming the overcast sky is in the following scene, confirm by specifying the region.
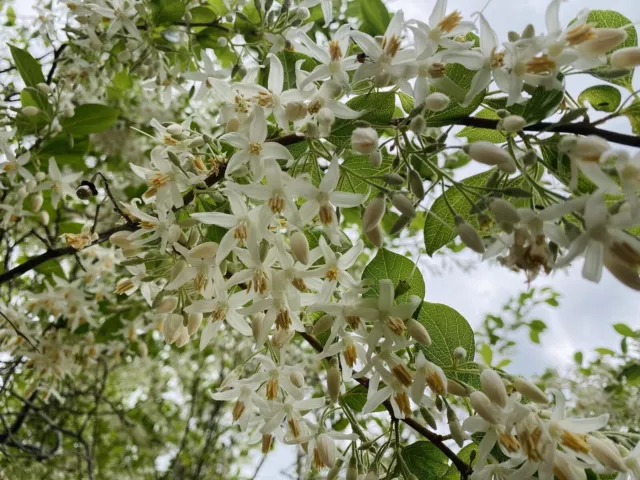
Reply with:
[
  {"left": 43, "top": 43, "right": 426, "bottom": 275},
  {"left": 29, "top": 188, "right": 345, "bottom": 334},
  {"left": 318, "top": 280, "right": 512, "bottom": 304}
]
[{"left": 6, "top": 0, "right": 640, "bottom": 477}]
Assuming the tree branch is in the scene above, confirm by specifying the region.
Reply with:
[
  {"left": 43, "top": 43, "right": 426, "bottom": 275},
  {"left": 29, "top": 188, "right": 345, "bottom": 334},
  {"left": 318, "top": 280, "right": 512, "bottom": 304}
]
[{"left": 297, "top": 331, "right": 471, "bottom": 478}]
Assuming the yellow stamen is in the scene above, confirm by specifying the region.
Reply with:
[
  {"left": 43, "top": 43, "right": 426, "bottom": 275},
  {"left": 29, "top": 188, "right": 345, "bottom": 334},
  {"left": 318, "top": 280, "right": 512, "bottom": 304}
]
[
  {"left": 438, "top": 11, "right": 463, "bottom": 34},
  {"left": 526, "top": 55, "right": 556, "bottom": 74},
  {"left": 566, "top": 24, "right": 596, "bottom": 45}
]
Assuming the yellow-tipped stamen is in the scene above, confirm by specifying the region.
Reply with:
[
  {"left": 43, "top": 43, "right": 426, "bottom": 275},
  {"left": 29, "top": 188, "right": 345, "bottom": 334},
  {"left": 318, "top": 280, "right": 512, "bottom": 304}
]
[{"left": 438, "top": 11, "right": 462, "bottom": 34}]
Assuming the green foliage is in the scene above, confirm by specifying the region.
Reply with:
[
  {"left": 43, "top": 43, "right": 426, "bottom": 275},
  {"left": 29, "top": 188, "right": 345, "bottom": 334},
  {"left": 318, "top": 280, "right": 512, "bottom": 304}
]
[
  {"left": 613, "top": 323, "right": 638, "bottom": 338},
  {"left": 362, "top": 248, "right": 425, "bottom": 303},
  {"left": 622, "top": 99, "right": 640, "bottom": 135},
  {"left": 359, "top": 0, "right": 391, "bottom": 36},
  {"left": 402, "top": 441, "right": 451, "bottom": 478},
  {"left": 540, "top": 135, "right": 598, "bottom": 193},
  {"left": 417, "top": 303, "right": 478, "bottom": 387},
  {"left": 60, "top": 104, "right": 120, "bottom": 136},
  {"left": 328, "top": 92, "right": 396, "bottom": 147},
  {"left": 586, "top": 10, "right": 637, "bottom": 90},
  {"left": 337, "top": 155, "right": 394, "bottom": 197},
  {"left": 484, "top": 83, "right": 564, "bottom": 123},
  {"left": 443, "top": 443, "right": 478, "bottom": 479},
  {"left": 578, "top": 85, "right": 622, "bottom": 113},
  {"left": 151, "top": 0, "right": 186, "bottom": 24},
  {"left": 342, "top": 385, "right": 385, "bottom": 412},
  {"left": 9, "top": 44, "right": 46, "bottom": 87}
]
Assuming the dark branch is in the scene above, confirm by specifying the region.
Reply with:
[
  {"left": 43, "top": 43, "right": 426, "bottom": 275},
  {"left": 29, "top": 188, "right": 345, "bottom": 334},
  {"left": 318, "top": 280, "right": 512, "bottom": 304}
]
[{"left": 46, "top": 44, "right": 67, "bottom": 85}]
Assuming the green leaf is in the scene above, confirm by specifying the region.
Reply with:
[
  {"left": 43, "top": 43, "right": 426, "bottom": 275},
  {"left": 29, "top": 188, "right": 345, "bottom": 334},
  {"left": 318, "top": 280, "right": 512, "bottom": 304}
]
[
  {"left": 359, "top": 0, "right": 391, "bottom": 37},
  {"left": 189, "top": 5, "right": 216, "bottom": 23},
  {"left": 586, "top": 10, "right": 637, "bottom": 90},
  {"left": 327, "top": 92, "right": 396, "bottom": 147},
  {"left": 578, "top": 85, "right": 622, "bottom": 112},
  {"left": 622, "top": 99, "right": 640, "bottom": 135},
  {"left": 478, "top": 343, "right": 493, "bottom": 366},
  {"left": 276, "top": 50, "right": 317, "bottom": 91},
  {"left": 60, "top": 104, "right": 120, "bottom": 136},
  {"left": 417, "top": 303, "right": 477, "bottom": 387},
  {"left": 151, "top": 0, "right": 186, "bottom": 24},
  {"left": 341, "top": 385, "right": 385, "bottom": 412},
  {"left": 9, "top": 44, "right": 46, "bottom": 87},
  {"left": 456, "top": 109, "right": 506, "bottom": 143},
  {"left": 5, "top": 6, "right": 16, "bottom": 26},
  {"left": 444, "top": 443, "right": 479, "bottom": 479},
  {"left": 362, "top": 248, "right": 425, "bottom": 303},
  {"left": 619, "top": 364, "right": 640, "bottom": 386},
  {"left": 34, "top": 259, "right": 65, "bottom": 280},
  {"left": 485, "top": 83, "right": 564, "bottom": 123},
  {"left": 402, "top": 441, "right": 450, "bottom": 478},
  {"left": 574, "top": 351, "right": 583, "bottom": 365},
  {"left": 613, "top": 323, "right": 636, "bottom": 337},
  {"left": 337, "top": 155, "right": 394, "bottom": 197},
  {"left": 40, "top": 134, "right": 90, "bottom": 171},
  {"left": 595, "top": 347, "right": 616, "bottom": 356}
]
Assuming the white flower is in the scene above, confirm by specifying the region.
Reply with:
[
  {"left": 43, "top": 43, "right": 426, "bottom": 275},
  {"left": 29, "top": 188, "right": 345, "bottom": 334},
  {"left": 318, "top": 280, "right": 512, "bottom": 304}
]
[
  {"left": 165, "top": 243, "right": 218, "bottom": 298},
  {"left": 89, "top": 0, "right": 142, "bottom": 41},
  {"left": 259, "top": 395, "right": 326, "bottom": 439},
  {"left": 290, "top": 157, "right": 367, "bottom": 244},
  {"left": 301, "top": 0, "right": 333, "bottom": 26},
  {"left": 351, "top": 127, "right": 379, "bottom": 155},
  {"left": 220, "top": 107, "right": 294, "bottom": 179},
  {"left": 299, "top": 25, "right": 360, "bottom": 91},
  {"left": 124, "top": 199, "right": 180, "bottom": 252},
  {"left": 182, "top": 51, "right": 230, "bottom": 102},
  {"left": 0, "top": 145, "right": 33, "bottom": 183},
  {"left": 351, "top": 10, "right": 416, "bottom": 92},
  {"left": 226, "top": 227, "right": 277, "bottom": 296},
  {"left": 46, "top": 157, "right": 82, "bottom": 208},
  {"left": 408, "top": 0, "right": 476, "bottom": 51},
  {"left": 312, "top": 236, "right": 364, "bottom": 303},
  {"left": 617, "top": 441, "right": 640, "bottom": 480},
  {"left": 362, "top": 369, "right": 412, "bottom": 419},
  {"left": 211, "top": 380, "right": 268, "bottom": 430}
]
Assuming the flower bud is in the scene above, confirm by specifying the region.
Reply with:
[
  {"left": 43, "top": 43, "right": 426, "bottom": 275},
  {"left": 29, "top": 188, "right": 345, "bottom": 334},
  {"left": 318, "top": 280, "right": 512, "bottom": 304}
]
[
  {"left": 164, "top": 314, "right": 183, "bottom": 343},
  {"left": 316, "top": 433, "right": 337, "bottom": 468},
  {"left": 610, "top": 46, "right": 640, "bottom": 68},
  {"left": 296, "top": 6, "right": 310, "bottom": 20},
  {"left": 272, "top": 327, "right": 295, "bottom": 348},
  {"left": 290, "top": 370, "right": 305, "bottom": 388},
  {"left": 187, "top": 228, "right": 200, "bottom": 248},
  {"left": 346, "top": 455, "right": 358, "bottom": 480},
  {"left": 449, "top": 417, "right": 465, "bottom": 447},
  {"left": 217, "top": 37, "right": 228, "bottom": 48},
  {"left": 364, "top": 470, "right": 378, "bottom": 480},
  {"left": 251, "top": 312, "right": 267, "bottom": 345},
  {"left": 390, "top": 215, "right": 411, "bottom": 235},
  {"left": 513, "top": 377, "right": 548, "bottom": 404},
  {"left": 374, "top": 71, "right": 391, "bottom": 87},
  {"left": 470, "top": 391, "right": 501, "bottom": 424},
  {"left": 327, "top": 360, "right": 341, "bottom": 403},
  {"left": 40, "top": 210, "right": 50, "bottom": 226},
  {"left": 351, "top": 127, "right": 378, "bottom": 154},
  {"left": 454, "top": 217, "right": 485, "bottom": 253},
  {"left": 37, "top": 82, "right": 51, "bottom": 94},
  {"left": 325, "top": 460, "right": 343, "bottom": 480},
  {"left": 420, "top": 406, "right": 437, "bottom": 429},
  {"left": 409, "top": 170, "right": 425, "bottom": 199},
  {"left": 465, "top": 142, "right": 517, "bottom": 174},
  {"left": 410, "top": 115, "right": 426, "bottom": 135},
  {"left": 188, "top": 136, "right": 205, "bottom": 148},
  {"left": 579, "top": 28, "right": 627, "bottom": 56},
  {"left": 424, "top": 361, "right": 447, "bottom": 396},
  {"left": 168, "top": 224, "right": 182, "bottom": 246},
  {"left": 31, "top": 192, "right": 43, "bottom": 212},
  {"left": 156, "top": 296, "right": 179, "bottom": 314},
  {"left": 22, "top": 106, "right": 40, "bottom": 117},
  {"left": 453, "top": 347, "right": 467, "bottom": 361},
  {"left": 574, "top": 135, "right": 610, "bottom": 158},
  {"left": 480, "top": 369, "right": 508, "bottom": 408},
  {"left": 313, "top": 314, "right": 334, "bottom": 334},
  {"left": 166, "top": 123, "right": 183, "bottom": 136},
  {"left": 290, "top": 231, "right": 310, "bottom": 265},
  {"left": 188, "top": 241, "right": 218, "bottom": 259},
  {"left": 489, "top": 198, "right": 521, "bottom": 224},
  {"left": 363, "top": 196, "right": 386, "bottom": 232},
  {"left": 424, "top": 92, "right": 450, "bottom": 112},
  {"left": 502, "top": 115, "right": 526, "bottom": 133},
  {"left": 447, "top": 378, "right": 469, "bottom": 397},
  {"left": 318, "top": 107, "right": 335, "bottom": 127},
  {"left": 137, "top": 340, "right": 148, "bottom": 358},
  {"left": 285, "top": 101, "right": 308, "bottom": 122},
  {"left": 587, "top": 436, "right": 628, "bottom": 472},
  {"left": 383, "top": 173, "right": 404, "bottom": 185},
  {"left": 507, "top": 31, "right": 520, "bottom": 42},
  {"left": 365, "top": 224, "right": 384, "bottom": 248},
  {"left": 187, "top": 312, "right": 203, "bottom": 336},
  {"left": 305, "top": 121, "right": 320, "bottom": 139},
  {"left": 175, "top": 325, "right": 190, "bottom": 347},
  {"left": 406, "top": 318, "right": 431, "bottom": 346},
  {"left": 391, "top": 193, "right": 416, "bottom": 218},
  {"left": 369, "top": 149, "right": 382, "bottom": 168}
]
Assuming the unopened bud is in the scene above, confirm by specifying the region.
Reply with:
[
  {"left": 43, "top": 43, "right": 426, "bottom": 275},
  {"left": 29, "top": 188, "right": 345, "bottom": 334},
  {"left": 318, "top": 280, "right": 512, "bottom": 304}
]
[
  {"left": 37, "top": 82, "right": 51, "bottom": 94},
  {"left": 389, "top": 215, "right": 411, "bottom": 235},
  {"left": 189, "top": 241, "right": 218, "bottom": 258},
  {"left": 156, "top": 296, "right": 179, "bottom": 314},
  {"left": 327, "top": 360, "right": 341, "bottom": 403},
  {"left": 521, "top": 24, "right": 535, "bottom": 38},
  {"left": 346, "top": 455, "right": 358, "bottom": 480},
  {"left": 137, "top": 340, "right": 148, "bottom": 358},
  {"left": 466, "top": 141, "right": 517, "bottom": 174},
  {"left": 454, "top": 217, "right": 485, "bottom": 253},
  {"left": 610, "top": 46, "right": 640, "bottom": 68},
  {"left": 225, "top": 117, "right": 241, "bottom": 133},
  {"left": 447, "top": 378, "right": 469, "bottom": 397},
  {"left": 325, "top": 459, "right": 343, "bottom": 480},
  {"left": 290, "top": 370, "right": 305, "bottom": 388},
  {"left": 175, "top": 325, "right": 190, "bottom": 347},
  {"left": 305, "top": 121, "right": 320, "bottom": 139},
  {"left": 489, "top": 198, "right": 521, "bottom": 224},
  {"left": 166, "top": 123, "right": 183, "bottom": 136},
  {"left": 410, "top": 115, "right": 426, "bottom": 135},
  {"left": 187, "top": 228, "right": 200, "bottom": 248},
  {"left": 507, "top": 31, "right": 520, "bottom": 42},
  {"left": 391, "top": 193, "right": 416, "bottom": 218},
  {"left": 502, "top": 115, "right": 526, "bottom": 133},
  {"left": 496, "top": 109, "right": 510, "bottom": 119},
  {"left": 188, "top": 137, "right": 205, "bottom": 148},
  {"left": 424, "top": 92, "right": 450, "bottom": 112},
  {"left": 480, "top": 369, "right": 508, "bottom": 408},
  {"left": 313, "top": 314, "right": 334, "bottom": 335},
  {"left": 290, "top": 231, "right": 310, "bottom": 265},
  {"left": 513, "top": 377, "right": 548, "bottom": 404},
  {"left": 272, "top": 327, "right": 295, "bottom": 348},
  {"left": 406, "top": 318, "right": 431, "bottom": 346},
  {"left": 363, "top": 196, "right": 386, "bottom": 232},
  {"left": 351, "top": 127, "right": 378, "bottom": 154},
  {"left": 383, "top": 173, "right": 404, "bottom": 186},
  {"left": 420, "top": 407, "right": 437, "bottom": 429},
  {"left": 285, "top": 101, "right": 307, "bottom": 122},
  {"left": 470, "top": 391, "right": 501, "bottom": 424},
  {"left": 22, "top": 106, "right": 39, "bottom": 117},
  {"left": 296, "top": 6, "right": 310, "bottom": 20},
  {"left": 365, "top": 224, "right": 384, "bottom": 248},
  {"left": 409, "top": 170, "right": 424, "bottom": 199},
  {"left": 587, "top": 436, "right": 628, "bottom": 472},
  {"left": 580, "top": 28, "right": 627, "bottom": 56},
  {"left": 31, "top": 192, "right": 43, "bottom": 212},
  {"left": 369, "top": 149, "right": 382, "bottom": 168},
  {"left": 163, "top": 314, "right": 183, "bottom": 344},
  {"left": 522, "top": 149, "right": 538, "bottom": 166},
  {"left": 453, "top": 347, "right": 467, "bottom": 361},
  {"left": 318, "top": 107, "right": 335, "bottom": 127},
  {"left": 373, "top": 71, "right": 391, "bottom": 87},
  {"left": 252, "top": 312, "right": 268, "bottom": 345},
  {"left": 187, "top": 312, "right": 203, "bottom": 336},
  {"left": 170, "top": 259, "right": 187, "bottom": 283},
  {"left": 316, "top": 433, "right": 337, "bottom": 468},
  {"left": 40, "top": 210, "right": 50, "bottom": 226}
]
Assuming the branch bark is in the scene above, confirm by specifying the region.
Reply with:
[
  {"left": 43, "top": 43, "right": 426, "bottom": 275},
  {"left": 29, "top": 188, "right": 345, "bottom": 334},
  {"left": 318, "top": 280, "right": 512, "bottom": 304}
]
[{"left": 298, "top": 331, "right": 471, "bottom": 478}]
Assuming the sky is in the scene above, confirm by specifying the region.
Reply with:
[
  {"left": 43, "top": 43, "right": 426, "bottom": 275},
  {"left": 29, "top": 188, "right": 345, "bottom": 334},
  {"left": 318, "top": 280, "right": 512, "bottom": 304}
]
[{"left": 6, "top": 0, "right": 640, "bottom": 478}]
